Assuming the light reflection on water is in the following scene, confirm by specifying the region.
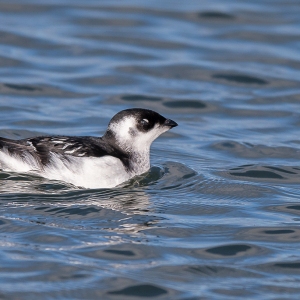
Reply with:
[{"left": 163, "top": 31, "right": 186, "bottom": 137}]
[{"left": 0, "top": 0, "right": 300, "bottom": 299}]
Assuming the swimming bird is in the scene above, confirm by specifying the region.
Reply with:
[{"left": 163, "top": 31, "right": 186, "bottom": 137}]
[{"left": 0, "top": 108, "right": 178, "bottom": 188}]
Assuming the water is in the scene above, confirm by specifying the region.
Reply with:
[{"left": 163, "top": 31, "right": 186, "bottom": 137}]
[{"left": 0, "top": 0, "right": 300, "bottom": 299}]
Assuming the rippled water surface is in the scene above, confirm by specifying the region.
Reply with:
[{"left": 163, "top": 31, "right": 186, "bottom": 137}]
[{"left": 1, "top": 0, "right": 300, "bottom": 299}]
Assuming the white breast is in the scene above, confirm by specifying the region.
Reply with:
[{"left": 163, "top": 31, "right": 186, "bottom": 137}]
[{"left": 43, "top": 154, "right": 132, "bottom": 189}]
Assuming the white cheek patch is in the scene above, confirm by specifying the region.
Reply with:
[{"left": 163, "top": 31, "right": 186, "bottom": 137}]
[
  {"left": 132, "top": 124, "right": 170, "bottom": 152},
  {"left": 109, "top": 116, "right": 136, "bottom": 143}
]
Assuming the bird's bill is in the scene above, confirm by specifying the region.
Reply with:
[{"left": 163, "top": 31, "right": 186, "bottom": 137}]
[{"left": 164, "top": 119, "right": 178, "bottom": 128}]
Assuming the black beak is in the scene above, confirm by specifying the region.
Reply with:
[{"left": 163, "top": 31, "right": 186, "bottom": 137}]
[{"left": 164, "top": 118, "right": 178, "bottom": 128}]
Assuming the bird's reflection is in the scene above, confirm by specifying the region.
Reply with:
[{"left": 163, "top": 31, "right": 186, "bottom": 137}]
[{"left": 0, "top": 170, "right": 159, "bottom": 236}]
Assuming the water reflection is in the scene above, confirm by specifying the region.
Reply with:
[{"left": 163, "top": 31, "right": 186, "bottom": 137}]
[{"left": 1, "top": 0, "right": 300, "bottom": 298}]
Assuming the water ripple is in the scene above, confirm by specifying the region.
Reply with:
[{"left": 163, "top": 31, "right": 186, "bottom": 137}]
[{"left": 0, "top": 0, "right": 300, "bottom": 299}]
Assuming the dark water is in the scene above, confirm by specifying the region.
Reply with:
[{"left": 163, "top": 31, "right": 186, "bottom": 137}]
[{"left": 1, "top": 0, "right": 300, "bottom": 299}]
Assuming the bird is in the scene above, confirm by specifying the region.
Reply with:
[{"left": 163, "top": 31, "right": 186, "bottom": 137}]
[{"left": 0, "top": 108, "right": 178, "bottom": 188}]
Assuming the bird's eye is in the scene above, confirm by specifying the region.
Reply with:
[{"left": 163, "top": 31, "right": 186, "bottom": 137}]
[{"left": 140, "top": 119, "right": 149, "bottom": 126}]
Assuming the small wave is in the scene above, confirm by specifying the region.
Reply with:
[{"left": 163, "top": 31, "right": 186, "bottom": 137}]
[
  {"left": 223, "top": 164, "right": 300, "bottom": 183},
  {"left": 212, "top": 73, "right": 268, "bottom": 85},
  {"left": 191, "top": 243, "right": 263, "bottom": 259},
  {"left": 197, "top": 11, "right": 235, "bottom": 20},
  {"left": 212, "top": 141, "right": 300, "bottom": 160}
]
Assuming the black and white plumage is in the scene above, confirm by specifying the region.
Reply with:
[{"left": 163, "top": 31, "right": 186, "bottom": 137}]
[{"left": 0, "top": 108, "right": 178, "bottom": 188}]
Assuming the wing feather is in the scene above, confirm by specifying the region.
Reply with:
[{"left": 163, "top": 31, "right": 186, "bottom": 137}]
[{"left": 0, "top": 135, "right": 130, "bottom": 169}]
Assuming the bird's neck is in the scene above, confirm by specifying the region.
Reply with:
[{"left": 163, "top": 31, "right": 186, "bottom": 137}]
[
  {"left": 102, "top": 134, "right": 151, "bottom": 175},
  {"left": 128, "top": 149, "right": 150, "bottom": 175}
]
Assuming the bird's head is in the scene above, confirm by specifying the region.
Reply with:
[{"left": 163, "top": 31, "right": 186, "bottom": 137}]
[{"left": 104, "top": 108, "right": 178, "bottom": 154}]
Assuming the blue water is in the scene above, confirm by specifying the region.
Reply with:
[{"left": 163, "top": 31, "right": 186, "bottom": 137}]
[{"left": 1, "top": 0, "right": 300, "bottom": 299}]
